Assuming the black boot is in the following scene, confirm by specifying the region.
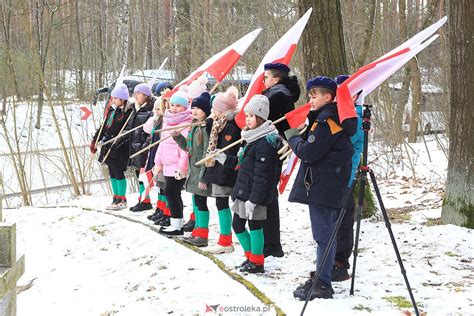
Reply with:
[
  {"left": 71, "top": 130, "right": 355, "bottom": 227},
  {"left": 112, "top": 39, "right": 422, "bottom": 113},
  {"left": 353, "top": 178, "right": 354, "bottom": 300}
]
[
  {"left": 130, "top": 202, "right": 152, "bottom": 212},
  {"left": 263, "top": 244, "right": 284, "bottom": 258},
  {"left": 234, "top": 258, "right": 249, "bottom": 269},
  {"left": 293, "top": 279, "right": 333, "bottom": 300},
  {"left": 332, "top": 262, "right": 351, "bottom": 282},
  {"left": 150, "top": 210, "right": 164, "bottom": 222},
  {"left": 239, "top": 261, "right": 264, "bottom": 273},
  {"left": 147, "top": 209, "right": 161, "bottom": 220},
  {"left": 155, "top": 215, "right": 170, "bottom": 227},
  {"left": 182, "top": 219, "right": 195, "bottom": 232}
]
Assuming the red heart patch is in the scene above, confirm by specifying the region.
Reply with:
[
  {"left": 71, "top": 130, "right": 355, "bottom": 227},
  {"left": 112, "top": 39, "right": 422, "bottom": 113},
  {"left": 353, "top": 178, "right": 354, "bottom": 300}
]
[{"left": 225, "top": 135, "right": 232, "bottom": 141}]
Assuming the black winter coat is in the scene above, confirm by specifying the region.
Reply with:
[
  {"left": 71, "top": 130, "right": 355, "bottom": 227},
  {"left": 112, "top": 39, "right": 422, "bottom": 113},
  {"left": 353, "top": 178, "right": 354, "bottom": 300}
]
[
  {"left": 126, "top": 97, "right": 155, "bottom": 169},
  {"left": 201, "top": 113, "right": 241, "bottom": 187},
  {"left": 263, "top": 75, "right": 300, "bottom": 137},
  {"left": 144, "top": 118, "right": 163, "bottom": 171},
  {"left": 226, "top": 134, "right": 283, "bottom": 206},
  {"left": 93, "top": 106, "right": 132, "bottom": 169},
  {"left": 288, "top": 103, "right": 353, "bottom": 209}
]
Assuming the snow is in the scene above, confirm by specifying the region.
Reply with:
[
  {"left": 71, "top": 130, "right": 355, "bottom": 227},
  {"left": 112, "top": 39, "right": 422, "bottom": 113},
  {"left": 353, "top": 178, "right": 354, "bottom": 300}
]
[{"left": 3, "top": 134, "right": 473, "bottom": 315}]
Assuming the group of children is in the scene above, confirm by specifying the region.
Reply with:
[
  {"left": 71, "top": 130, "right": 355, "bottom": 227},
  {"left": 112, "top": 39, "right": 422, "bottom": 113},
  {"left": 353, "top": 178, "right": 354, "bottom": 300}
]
[{"left": 91, "top": 63, "right": 364, "bottom": 301}]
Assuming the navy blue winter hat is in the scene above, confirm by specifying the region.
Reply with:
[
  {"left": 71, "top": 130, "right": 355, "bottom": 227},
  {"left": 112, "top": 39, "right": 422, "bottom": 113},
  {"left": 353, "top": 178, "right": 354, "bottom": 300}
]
[
  {"left": 335, "top": 75, "right": 350, "bottom": 86},
  {"left": 154, "top": 82, "right": 173, "bottom": 96},
  {"left": 264, "top": 62, "right": 290, "bottom": 73},
  {"left": 191, "top": 92, "right": 211, "bottom": 117},
  {"left": 306, "top": 76, "right": 337, "bottom": 95}
]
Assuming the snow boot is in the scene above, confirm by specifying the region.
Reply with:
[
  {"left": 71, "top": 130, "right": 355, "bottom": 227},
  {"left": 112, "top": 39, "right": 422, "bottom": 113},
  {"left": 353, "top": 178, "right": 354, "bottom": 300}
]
[
  {"left": 293, "top": 279, "right": 333, "bottom": 300},
  {"left": 263, "top": 244, "right": 284, "bottom": 258},
  {"left": 159, "top": 218, "right": 184, "bottom": 236},
  {"left": 205, "top": 244, "right": 234, "bottom": 254},
  {"left": 130, "top": 201, "right": 152, "bottom": 212},
  {"left": 239, "top": 261, "right": 264, "bottom": 274},
  {"left": 184, "top": 236, "right": 208, "bottom": 247},
  {"left": 332, "top": 262, "right": 351, "bottom": 282},
  {"left": 183, "top": 219, "right": 195, "bottom": 232},
  {"left": 155, "top": 215, "right": 170, "bottom": 226}
]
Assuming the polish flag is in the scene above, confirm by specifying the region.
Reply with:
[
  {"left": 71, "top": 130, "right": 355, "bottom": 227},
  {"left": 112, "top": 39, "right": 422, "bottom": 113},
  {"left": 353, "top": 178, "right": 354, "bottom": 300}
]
[
  {"left": 278, "top": 152, "right": 299, "bottom": 194},
  {"left": 235, "top": 8, "right": 313, "bottom": 129},
  {"left": 165, "top": 28, "right": 262, "bottom": 97},
  {"left": 337, "top": 16, "right": 447, "bottom": 123},
  {"left": 138, "top": 169, "right": 154, "bottom": 201},
  {"left": 285, "top": 103, "right": 311, "bottom": 128}
]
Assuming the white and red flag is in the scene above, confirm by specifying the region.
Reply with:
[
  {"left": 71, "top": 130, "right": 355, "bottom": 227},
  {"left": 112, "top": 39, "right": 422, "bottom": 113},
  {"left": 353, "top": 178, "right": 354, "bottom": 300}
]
[
  {"left": 138, "top": 169, "right": 154, "bottom": 201},
  {"left": 336, "top": 16, "right": 447, "bottom": 123},
  {"left": 235, "top": 8, "right": 312, "bottom": 128},
  {"left": 164, "top": 28, "right": 262, "bottom": 98}
]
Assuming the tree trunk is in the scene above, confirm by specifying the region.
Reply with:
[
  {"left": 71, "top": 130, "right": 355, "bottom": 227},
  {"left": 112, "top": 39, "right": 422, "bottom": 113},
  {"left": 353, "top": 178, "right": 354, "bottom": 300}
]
[
  {"left": 175, "top": 0, "right": 191, "bottom": 81},
  {"left": 298, "top": 0, "right": 348, "bottom": 79},
  {"left": 441, "top": 0, "right": 474, "bottom": 228},
  {"left": 74, "top": 0, "right": 85, "bottom": 99},
  {"left": 408, "top": 59, "right": 422, "bottom": 142},
  {"left": 355, "top": 0, "right": 377, "bottom": 68}
]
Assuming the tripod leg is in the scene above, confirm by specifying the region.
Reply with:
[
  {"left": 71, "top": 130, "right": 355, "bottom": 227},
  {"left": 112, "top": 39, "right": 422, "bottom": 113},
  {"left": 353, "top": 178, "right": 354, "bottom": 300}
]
[
  {"left": 368, "top": 170, "right": 420, "bottom": 316},
  {"left": 300, "top": 185, "right": 355, "bottom": 316},
  {"left": 350, "top": 170, "right": 366, "bottom": 295}
]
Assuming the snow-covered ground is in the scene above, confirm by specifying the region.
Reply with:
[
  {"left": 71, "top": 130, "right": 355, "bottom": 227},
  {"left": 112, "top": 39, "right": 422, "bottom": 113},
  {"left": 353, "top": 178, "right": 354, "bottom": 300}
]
[{"left": 3, "top": 134, "right": 473, "bottom": 315}]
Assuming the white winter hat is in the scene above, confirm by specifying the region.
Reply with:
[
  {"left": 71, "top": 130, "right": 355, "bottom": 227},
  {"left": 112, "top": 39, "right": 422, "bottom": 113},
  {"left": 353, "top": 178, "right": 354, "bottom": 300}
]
[{"left": 244, "top": 94, "right": 269, "bottom": 120}]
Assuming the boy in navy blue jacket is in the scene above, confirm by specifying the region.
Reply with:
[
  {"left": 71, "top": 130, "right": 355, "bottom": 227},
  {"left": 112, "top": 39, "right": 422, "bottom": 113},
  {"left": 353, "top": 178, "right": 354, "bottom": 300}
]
[{"left": 285, "top": 76, "right": 353, "bottom": 300}]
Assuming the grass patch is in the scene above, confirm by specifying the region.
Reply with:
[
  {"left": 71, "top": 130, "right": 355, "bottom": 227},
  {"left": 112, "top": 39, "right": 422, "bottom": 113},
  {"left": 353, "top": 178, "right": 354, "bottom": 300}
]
[
  {"left": 353, "top": 304, "right": 372, "bottom": 312},
  {"left": 424, "top": 217, "right": 442, "bottom": 226},
  {"left": 387, "top": 207, "right": 413, "bottom": 223},
  {"left": 89, "top": 225, "right": 108, "bottom": 236},
  {"left": 444, "top": 251, "right": 460, "bottom": 257},
  {"left": 383, "top": 296, "right": 412, "bottom": 309}
]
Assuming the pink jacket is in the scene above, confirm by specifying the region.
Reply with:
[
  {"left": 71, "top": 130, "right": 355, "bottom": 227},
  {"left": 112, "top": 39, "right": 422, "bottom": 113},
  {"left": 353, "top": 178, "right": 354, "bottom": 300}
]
[{"left": 155, "top": 110, "right": 192, "bottom": 177}]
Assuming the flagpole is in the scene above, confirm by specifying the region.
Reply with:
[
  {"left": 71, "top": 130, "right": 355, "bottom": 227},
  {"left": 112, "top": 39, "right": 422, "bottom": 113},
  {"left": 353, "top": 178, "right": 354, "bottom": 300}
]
[
  {"left": 129, "top": 121, "right": 207, "bottom": 159},
  {"left": 209, "top": 81, "right": 220, "bottom": 94},
  {"left": 100, "top": 110, "right": 134, "bottom": 164}
]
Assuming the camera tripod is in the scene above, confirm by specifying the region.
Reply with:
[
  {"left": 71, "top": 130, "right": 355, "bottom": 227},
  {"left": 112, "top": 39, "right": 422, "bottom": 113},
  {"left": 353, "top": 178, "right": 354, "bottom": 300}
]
[{"left": 301, "top": 104, "right": 420, "bottom": 316}]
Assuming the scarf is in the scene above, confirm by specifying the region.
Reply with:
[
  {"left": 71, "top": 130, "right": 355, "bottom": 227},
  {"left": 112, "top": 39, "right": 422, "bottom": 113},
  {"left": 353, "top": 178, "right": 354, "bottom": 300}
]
[
  {"left": 205, "top": 113, "right": 229, "bottom": 167},
  {"left": 241, "top": 120, "right": 278, "bottom": 144},
  {"left": 163, "top": 109, "right": 193, "bottom": 126}
]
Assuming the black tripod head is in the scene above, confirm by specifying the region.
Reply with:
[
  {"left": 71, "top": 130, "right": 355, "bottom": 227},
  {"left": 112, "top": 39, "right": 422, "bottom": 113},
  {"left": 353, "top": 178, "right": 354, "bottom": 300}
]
[{"left": 362, "top": 104, "right": 373, "bottom": 131}]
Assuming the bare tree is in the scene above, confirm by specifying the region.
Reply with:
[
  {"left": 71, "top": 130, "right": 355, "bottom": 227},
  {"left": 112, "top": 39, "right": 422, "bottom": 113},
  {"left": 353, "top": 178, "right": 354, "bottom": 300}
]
[
  {"left": 441, "top": 0, "right": 473, "bottom": 228},
  {"left": 299, "top": 0, "right": 348, "bottom": 78}
]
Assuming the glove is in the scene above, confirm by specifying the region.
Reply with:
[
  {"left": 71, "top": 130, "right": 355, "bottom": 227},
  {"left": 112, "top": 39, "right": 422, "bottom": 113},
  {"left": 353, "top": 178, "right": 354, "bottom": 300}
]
[
  {"left": 90, "top": 140, "right": 97, "bottom": 153},
  {"left": 245, "top": 200, "right": 256, "bottom": 219},
  {"left": 174, "top": 169, "right": 185, "bottom": 180},
  {"left": 284, "top": 128, "right": 299, "bottom": 140},
  {"left": 209, "top": 149, "right": 226, "bottom": 164}
]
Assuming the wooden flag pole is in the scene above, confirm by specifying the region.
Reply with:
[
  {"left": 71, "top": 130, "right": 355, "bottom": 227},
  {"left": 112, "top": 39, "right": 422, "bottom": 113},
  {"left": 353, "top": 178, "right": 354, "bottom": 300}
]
[
  {"left": 129, "top": 121, "right": 206, "bottom": 159},
  {"left": 195, "top": 115, "right": 288, "bottom": 166},
  {"left": 101, "top": 111, "right": 134, "bottom": 163}
]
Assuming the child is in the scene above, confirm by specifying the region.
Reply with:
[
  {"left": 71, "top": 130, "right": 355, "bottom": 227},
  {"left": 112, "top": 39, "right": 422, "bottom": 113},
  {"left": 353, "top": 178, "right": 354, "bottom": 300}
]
[
  {"left": 142, "top": 96, "right": 171, "bottom": 224},
  {"left": 215, "top": 94, "right": 282, "bottom": 273},
  {"left": 154, "top": 86, "right": 193, "bottom": 235},
  {"left": 285, "top": 76, "right": 353, "bottom": 300},
  {"left": 332, "top": 74, "right": 365, "bottom": 282},
  {"left": 127, "top": 83, "right": 156, "bottom": 212},
  {"left": 172, "top": 92, "right": 212, "bottom": 246},
  {"left": 91, "top": 83, "right": 132, "bottom": 210},
  {"left": 200, "top": 86, "right": 241, "bottom": 254}
]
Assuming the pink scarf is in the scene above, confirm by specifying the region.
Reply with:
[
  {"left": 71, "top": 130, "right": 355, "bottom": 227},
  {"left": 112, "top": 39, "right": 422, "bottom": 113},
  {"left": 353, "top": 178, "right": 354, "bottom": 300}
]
[{"left": 163, "top": 109, "right": 193, "bottom": 126}]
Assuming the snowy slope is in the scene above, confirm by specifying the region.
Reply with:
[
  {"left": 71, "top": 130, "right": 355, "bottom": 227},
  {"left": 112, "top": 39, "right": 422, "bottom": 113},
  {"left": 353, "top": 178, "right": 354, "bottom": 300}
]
[{"left": 4, "top": 135, "right": 473, "bottom": 315}]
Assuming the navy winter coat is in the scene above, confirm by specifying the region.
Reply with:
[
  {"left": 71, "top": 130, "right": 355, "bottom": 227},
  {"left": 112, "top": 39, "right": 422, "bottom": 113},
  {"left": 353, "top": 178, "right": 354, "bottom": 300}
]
[
  {"left": 263, "top": 76, "right": 300, "bottom": 137},
  {"left": 225, "top": 134, "right": 283, "bottom": 206},
  {"left": 288, "top": 103, "right": 353, "bottom": 209}
]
